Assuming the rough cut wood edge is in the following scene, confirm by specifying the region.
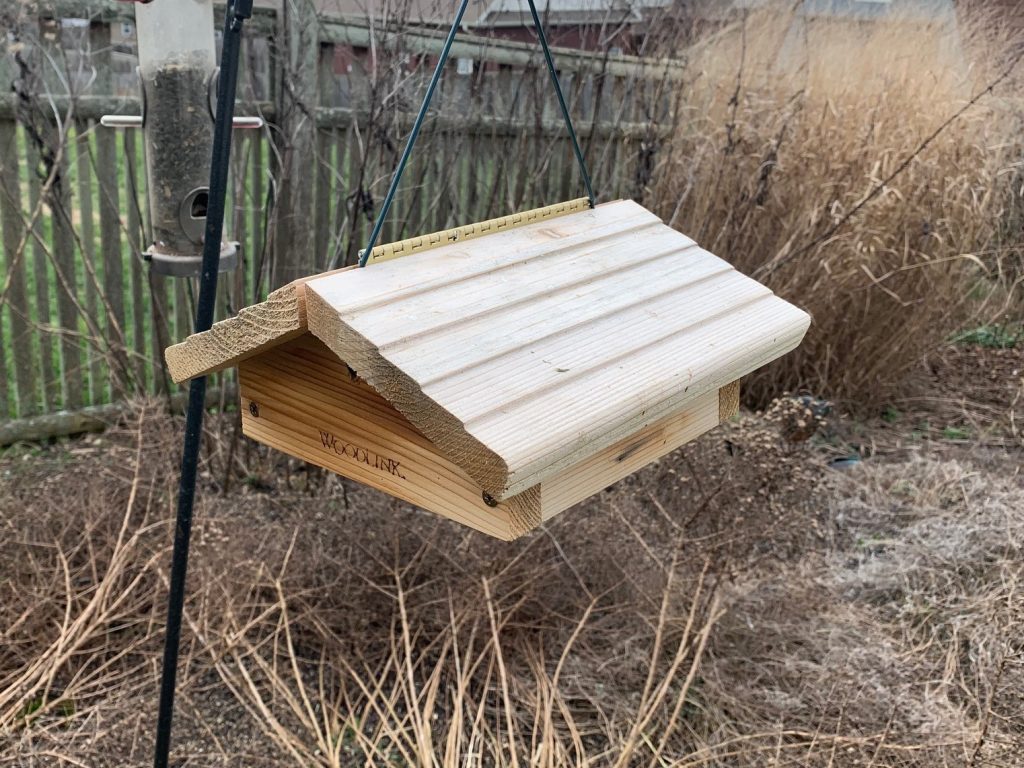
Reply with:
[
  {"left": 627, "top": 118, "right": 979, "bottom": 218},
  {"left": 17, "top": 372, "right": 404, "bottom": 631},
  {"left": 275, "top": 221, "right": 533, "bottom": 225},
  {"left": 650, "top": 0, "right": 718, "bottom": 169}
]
[
  {"left": 238, "top": 334, "right": 537, "bottom": 540},
  {"left": 719, "top": 380, "right": 741, "bottom": 421},
  {"left": 165, "top": 262, "right": 363, "bottom": 383},
  {"left": 165, "top": 280, "right": 308, "bottom": 384}
]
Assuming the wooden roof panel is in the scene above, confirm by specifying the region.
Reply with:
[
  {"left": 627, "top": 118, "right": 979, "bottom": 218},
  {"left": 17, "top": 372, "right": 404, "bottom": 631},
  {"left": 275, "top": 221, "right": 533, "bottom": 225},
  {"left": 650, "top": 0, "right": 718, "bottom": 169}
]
[
  {"left": 303, "top": 200, "right": 809, "bottom": 499},
  {"left": 311, "top": 200, "right": 663, "bottom": 314}
]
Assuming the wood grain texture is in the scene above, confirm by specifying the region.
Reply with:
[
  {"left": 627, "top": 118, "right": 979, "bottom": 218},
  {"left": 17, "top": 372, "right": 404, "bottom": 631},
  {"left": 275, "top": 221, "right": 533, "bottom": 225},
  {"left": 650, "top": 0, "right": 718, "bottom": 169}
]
[
  {"left": 239, "top": 335, "right": 734, "bottom": 539},
  {"left": 239, "top": 334, "right": 537, "bottom": 539},
  {"left": 304, "top": 199, "right": 810, "bottom": 500},
  {"left": 164, "top": 199, "right": 590, "bottom": 383},
  {"left": 165, "top": 280, "right": 307, "bottom": 383},
  {"left": 539, "top": 386, "right": 720, "bottom": 519},
  {"left": 165, "top": 258, "right": 368, "bottom": 383},
  {"left": 719, "top": 380, "right": 741, "bottom": 421}
]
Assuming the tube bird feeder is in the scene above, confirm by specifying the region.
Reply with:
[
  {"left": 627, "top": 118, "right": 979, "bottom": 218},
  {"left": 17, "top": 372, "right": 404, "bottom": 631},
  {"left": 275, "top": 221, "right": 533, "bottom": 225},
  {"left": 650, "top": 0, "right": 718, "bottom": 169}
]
[{"left": 123, "top": 0, "right": 240, "bottom": 275}]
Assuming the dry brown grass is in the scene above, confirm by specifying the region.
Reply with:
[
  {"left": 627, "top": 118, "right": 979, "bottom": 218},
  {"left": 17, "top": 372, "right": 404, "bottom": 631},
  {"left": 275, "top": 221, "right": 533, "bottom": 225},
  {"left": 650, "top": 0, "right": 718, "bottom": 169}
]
[
  {"left": 649, "top": 3, "right": 1024, "bottom": 408},
  {"left": 0, "top": 399, "right": 825, "bottom": 766},
  {"left": 2, "top": 391, "right": 1021, "bottom": 766},
  {"left": 695, "top": 452, "right": 1024, "bottom": 767}
]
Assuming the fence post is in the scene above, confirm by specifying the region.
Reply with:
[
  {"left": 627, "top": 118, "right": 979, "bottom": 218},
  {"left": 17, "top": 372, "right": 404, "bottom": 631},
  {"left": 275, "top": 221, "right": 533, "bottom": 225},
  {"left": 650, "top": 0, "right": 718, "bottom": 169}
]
[
  {"left": 91, "top": 19, "right": 131, "bottom": 396},
  {"left": 271, "top": 0, "right": 319, "bottom": 288},
  {"left": 0, "top": 121, "right": 38, "bottom": 416},
  {"left": 48, "top": 25, "right": 84, "bottom": 411}
]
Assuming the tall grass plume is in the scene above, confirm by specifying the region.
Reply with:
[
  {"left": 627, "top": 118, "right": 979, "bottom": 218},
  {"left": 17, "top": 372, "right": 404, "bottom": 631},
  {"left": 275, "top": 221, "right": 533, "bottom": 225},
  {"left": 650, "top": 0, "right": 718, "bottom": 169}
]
[{"left": 649, "top": 2, "right": 1023, "bottom": 408}]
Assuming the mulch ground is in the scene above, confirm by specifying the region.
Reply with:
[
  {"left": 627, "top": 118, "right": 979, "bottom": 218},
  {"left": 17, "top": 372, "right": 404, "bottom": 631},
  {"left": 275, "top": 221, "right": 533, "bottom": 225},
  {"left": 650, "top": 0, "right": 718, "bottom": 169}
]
[{"left": 850, "top": 343, "right": 1024, "bottom": 458}]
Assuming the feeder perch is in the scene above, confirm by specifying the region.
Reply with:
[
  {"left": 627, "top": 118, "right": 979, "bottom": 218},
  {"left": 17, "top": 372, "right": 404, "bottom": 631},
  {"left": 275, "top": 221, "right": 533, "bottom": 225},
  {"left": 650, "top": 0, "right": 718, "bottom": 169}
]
[{"left": 166, "top": 199, "right": 810, "bottom": 540}]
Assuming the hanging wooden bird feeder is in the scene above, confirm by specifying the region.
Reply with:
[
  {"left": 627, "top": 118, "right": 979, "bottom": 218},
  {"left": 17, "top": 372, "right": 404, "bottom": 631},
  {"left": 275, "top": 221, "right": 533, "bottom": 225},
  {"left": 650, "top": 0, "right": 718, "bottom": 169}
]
[{"left": 166, "top": 198, "right": 809, "bottom": 540}]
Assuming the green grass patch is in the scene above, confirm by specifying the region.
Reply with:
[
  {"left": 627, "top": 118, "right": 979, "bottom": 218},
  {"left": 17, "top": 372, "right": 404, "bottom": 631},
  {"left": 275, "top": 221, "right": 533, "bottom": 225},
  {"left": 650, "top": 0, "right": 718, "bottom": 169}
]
[
  {"left": 881, "top": 405, "right": 901, "bottom": 423},
  {"left": 952, "top": 324, "right": 1023, "bottom": 349},
  {"left": 17, "top": 695, "right": 76, "bottom": 723}
]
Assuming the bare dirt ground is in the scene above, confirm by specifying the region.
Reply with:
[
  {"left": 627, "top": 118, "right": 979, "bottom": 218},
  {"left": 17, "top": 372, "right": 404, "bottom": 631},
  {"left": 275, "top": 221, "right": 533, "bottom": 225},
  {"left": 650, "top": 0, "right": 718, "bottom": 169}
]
[{"left": 1, "top": 343, "right": 1021, "bottom": 767}]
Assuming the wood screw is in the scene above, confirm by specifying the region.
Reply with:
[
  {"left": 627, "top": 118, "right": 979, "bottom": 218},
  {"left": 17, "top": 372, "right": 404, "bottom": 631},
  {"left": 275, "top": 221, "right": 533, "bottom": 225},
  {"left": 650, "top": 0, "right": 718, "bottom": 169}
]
[
  {"left": 248, "top": 401, "right": 259, "bottom": 417},
  {"left": 481, "top": 491, "right": 498, "bottom": 507}
]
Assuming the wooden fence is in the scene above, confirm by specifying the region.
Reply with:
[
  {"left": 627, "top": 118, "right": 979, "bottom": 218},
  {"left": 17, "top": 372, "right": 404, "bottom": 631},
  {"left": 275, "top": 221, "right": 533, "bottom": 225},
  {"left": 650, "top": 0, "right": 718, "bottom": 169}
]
[{"left": 0, "top": 0, "right": 686, "bottom": 424}]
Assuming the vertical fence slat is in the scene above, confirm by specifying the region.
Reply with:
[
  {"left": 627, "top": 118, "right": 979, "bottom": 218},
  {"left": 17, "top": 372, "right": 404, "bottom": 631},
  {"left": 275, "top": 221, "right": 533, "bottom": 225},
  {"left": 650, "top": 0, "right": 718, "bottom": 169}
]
[
  {"left": 314, "top": 42, "right": 334, "bottom": 271},
  {"left": 0, "top": 121, "right": 38, "bottom": 417},
  {"left": 26, "top": 137, "right": 60, "bottom": 412},
  {"left": 173, "top": 279, "right": 189, "bottom": 344},
  {"left": 74, "top": 124, "right": 103, "bottom": 405},
  {"left": 511, "top": 83, "right": 530, "bottom": 209},
  {"left": 228, "top": 132, "right": 247, "bottom": 326},
  {"left": 149, "top": 271, "right": 170, "bottom": 395},
  {"left": 51, "top": 142, "right": 84, "bottom": 411},
  {"left": 404, "top": 133, "right": 428, "bottom": 239},
  {"left": 314, "top": 127, "right": 331, "bottom": 271},
  {"left": 340, "top": 121, "right": 360, "bottom": 267},
  {"left": 97, "top": 132, "right": 127, "bottom": 390},
  {"left": 91, "top": 21, "right": 130, "bottom": 396},
  {"left": 558, "top": 71, "right": 579, "bottom": 202},
  {"left": 56, "top": 195, "right": 83, "bottom": 409},
  {"left": 606, "top": 75, "right": 624, "bottom": 197},
  {"left": 330, "top": 126, "right": 349, "bottom": 268},
  {"left": 124, "top": 130, "right": 148, "bottom": 387},
  {"left": 328, "top": 129, "right": 340, "bottom": 253},
  {"left": 433, "top": 133, "right": 449, "bottom": 230},
  {"left": 249, "top": 132, "right": 264, "bottom": 301},
  {"left": 231, "top": 135, "right": 248, "bottom": 311}
]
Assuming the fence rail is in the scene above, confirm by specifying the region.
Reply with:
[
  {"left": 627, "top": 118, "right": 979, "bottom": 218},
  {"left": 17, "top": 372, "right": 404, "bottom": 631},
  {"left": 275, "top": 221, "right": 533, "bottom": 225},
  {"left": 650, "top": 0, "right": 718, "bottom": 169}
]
[{"left": 0, "top": 1, "right": 684, "bottom": 426}]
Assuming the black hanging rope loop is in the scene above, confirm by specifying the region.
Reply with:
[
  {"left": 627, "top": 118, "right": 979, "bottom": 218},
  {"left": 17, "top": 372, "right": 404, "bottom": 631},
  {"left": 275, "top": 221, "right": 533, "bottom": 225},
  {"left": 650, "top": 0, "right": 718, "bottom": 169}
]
[{"left": 358, "top": 0, "right": 596, "bottom": 268}]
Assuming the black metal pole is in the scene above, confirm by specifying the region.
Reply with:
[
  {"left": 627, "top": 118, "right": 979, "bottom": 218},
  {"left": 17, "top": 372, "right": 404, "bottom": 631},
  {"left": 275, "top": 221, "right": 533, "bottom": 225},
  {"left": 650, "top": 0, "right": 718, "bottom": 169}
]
[{"left": 152, "top": 1, "right": 252, "bottom": 766}]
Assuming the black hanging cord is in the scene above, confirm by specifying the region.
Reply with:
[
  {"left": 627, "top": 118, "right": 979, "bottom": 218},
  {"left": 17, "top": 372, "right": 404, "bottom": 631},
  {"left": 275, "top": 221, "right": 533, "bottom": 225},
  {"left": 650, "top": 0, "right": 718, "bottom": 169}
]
[
  {"left": 357, "top": 0, "right": 596, "bottom": 267},
  {"left": 524, "top": 0, "right": 595, "bottom": 209},
  {"left": 152, "top": 1, "right": 252, "bottom": 766},
  {"left": 357, "top": 0, "right": 470, "bottom": 268}
]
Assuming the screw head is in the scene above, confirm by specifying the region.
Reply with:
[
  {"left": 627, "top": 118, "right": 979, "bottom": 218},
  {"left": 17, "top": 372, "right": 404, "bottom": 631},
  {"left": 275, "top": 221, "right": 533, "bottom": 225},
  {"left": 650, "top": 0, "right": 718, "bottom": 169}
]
[
  {"left": 248, "top": 401, "right": 259, "bottom": 417},
  {"left": 481, "top": 491, "right": 498, "bottom": 508}
]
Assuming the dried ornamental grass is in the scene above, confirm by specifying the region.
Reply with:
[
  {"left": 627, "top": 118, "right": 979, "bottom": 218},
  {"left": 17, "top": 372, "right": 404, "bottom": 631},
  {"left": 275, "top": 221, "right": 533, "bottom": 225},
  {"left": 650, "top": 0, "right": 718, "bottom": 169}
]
[
  {"left": 3, "top": 393, "right": 1021, "bottom": 767},
  {"left": 648, "top": 2, "right": 1024, "bottom": 409}
]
